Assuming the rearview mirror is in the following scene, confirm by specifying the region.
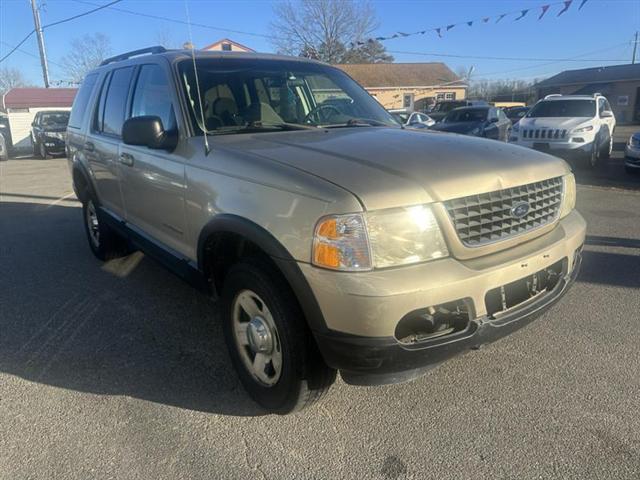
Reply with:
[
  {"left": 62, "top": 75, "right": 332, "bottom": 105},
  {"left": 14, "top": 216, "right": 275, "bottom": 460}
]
[
  {"left": 122, "top": 116, "right": 178, "bottom": 151},
  {"left": 600, "top": 110, "right": 613, "bottom": 118}
]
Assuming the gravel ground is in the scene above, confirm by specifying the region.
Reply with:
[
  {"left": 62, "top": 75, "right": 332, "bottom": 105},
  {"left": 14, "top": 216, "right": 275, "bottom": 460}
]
[{"left": 0, "top": 151, "right": 639, "bottom": 480}]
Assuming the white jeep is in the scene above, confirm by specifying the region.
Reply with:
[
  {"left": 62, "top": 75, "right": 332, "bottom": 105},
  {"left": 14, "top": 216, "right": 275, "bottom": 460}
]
[{"left": 510, "top": 94, "right": 616, "bottom": 168}]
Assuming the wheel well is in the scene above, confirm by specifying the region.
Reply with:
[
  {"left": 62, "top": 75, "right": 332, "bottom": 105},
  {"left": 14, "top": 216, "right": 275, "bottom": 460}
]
[
  {"left": 73, "top": 167, "right": 89, "bottom": 203},
  {"left": 202, "top": 231, "right": 283, "bottom": 295}
]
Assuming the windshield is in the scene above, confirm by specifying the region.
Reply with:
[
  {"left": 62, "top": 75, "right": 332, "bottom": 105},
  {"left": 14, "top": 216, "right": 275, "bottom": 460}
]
[
  {"left": 178, "top": 58, "right": 397, "bottom": 135},
  {"left": 528, "top": 100, "right": 595, "bottom": 118},
  {"left": 434, "top": 101, "right": 466, "bottom": 113},
  {"left": 40, "top": 112, "right": 69, "bottom": 126},
  {"left": 444, "top": 108, "right": 488, "bottom": 123}
]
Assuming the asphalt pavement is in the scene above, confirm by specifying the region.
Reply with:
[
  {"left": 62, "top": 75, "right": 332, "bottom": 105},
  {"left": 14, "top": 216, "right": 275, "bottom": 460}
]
[{"left": 1, "top": 140, "right": 639, "bottom": 479}]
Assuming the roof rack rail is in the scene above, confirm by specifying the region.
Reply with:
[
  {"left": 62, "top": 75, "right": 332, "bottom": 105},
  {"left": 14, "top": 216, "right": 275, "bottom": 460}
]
[
  {"left": 544, "top": 94, "right": 562, "bottom": 99},
  {"left": 592, "top": 92, "right": 602, "bottom": 98},
  {"left": 100, "top": 46, "right": 167, "bottom": 66}
]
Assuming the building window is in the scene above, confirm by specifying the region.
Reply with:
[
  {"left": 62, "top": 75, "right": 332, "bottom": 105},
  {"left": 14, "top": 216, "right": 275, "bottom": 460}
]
[
  {"left": 436, "top": 93, "right": 445, "bottom": 101},
  {"left": 221, "top": 43, "right": 232, "bottom": 51},
  {"left": 403, "top": 93, "right": 413, "bottom": 108},
  {"left": 445, "top": 92, "right": 456, "bottom": 100}
]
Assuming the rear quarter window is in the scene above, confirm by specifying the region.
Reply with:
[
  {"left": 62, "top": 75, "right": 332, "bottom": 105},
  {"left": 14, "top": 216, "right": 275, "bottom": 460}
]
[{"left": 68, "top": 73, "right": 98, "bottom": 129}]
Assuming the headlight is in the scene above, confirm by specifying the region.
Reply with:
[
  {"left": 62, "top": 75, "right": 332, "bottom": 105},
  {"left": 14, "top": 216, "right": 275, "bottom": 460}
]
[
  {"left": 572, "top": 125, "right": 593, "bottom": 134},
  {"left": 469, "top": 127, "right": 482, "bottom": 136},
  {"left": 312, "top": 205, "right": 448, "bottom": 271},
  {"left": 559, "top": 173, "right": 576, "bottom": 219}
]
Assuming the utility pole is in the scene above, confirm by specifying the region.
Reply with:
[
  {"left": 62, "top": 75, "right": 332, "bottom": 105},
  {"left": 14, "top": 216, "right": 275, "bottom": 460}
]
[
  {"left": 30, "top": 0, "right": 50, "bottom": 88},
  {"left": 633, "top": 31, "right": 638, "bottom": 65}
]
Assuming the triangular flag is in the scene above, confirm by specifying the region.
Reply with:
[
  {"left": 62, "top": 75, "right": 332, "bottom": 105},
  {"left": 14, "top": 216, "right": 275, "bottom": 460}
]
[
  {"left": 578, "top": 0, "right": 588, "bottom": 9},
  {"left": 435, "top": 28, "right": 442, "bottom": 38},
  {"left": 375, "top": 36, "right": 385, "bottom": 41},
  {"left": 446, "top": 24, "right": 455, "bottom": 31},
  {"left": 515, "top": 9, "right": 529, "bottom": 20},
  {"left": 391, "top": 33, "right": 399, "bottom": 38},
  {"left": 496, "top": 14, "right": 507, "bottom": 23},
  {"left": 557, "top": 0, "right": 573, "bottom": 16},
  {"left": 467, "top": 21, "right": 473, "bottom": 27},
  {"left": 419, "top": 30, "right": 426, "bottom": 34},
  {"left": 539, "top": 4, "right": 550, "bottom": 19},
  {"left": 482, "top": 17, "right": 490, "bottom": 23},
  {"left": 398, "top": 32, "right": 409, "bottom": 36}
]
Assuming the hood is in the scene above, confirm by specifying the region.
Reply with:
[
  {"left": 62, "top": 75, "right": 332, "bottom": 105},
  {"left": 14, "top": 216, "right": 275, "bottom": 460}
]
[
  {"left": 215, "top": 127, "right": 570, "bottom": 211},
  {"left": 518, "top": 117, "right": 591, "bottom": 131},
  {"left": 430, "top": 121, "right": 484, "bottom": 134}
]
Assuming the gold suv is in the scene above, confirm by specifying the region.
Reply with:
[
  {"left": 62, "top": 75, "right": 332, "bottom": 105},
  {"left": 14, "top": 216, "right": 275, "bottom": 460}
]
[{"left": 67, "top": 47, "right": 586, "bottom": 413}]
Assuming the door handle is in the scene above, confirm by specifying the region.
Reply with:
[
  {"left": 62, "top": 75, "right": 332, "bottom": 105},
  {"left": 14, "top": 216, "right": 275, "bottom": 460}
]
[
  {"left": 84, "top": 141, "right": 95, "bottom": 152},
  {"left": 119, "top": 152, "right": 134, "bottom": 167}
]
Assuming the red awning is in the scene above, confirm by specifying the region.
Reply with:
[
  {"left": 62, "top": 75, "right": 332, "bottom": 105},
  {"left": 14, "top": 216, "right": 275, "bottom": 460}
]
[{"left": 3, "top": 88, "right": 77, "bottom": 109}]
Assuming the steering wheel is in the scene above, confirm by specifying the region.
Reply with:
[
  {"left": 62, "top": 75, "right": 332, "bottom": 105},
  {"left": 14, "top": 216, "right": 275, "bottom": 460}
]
[{"left": 304, "top": 104, "right": 342, "bottom": 124}]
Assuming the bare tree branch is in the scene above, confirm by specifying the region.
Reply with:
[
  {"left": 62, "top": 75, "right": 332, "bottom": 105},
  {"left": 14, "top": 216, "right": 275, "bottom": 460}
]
[
  {"left": 0, "top": 67, "right": 32, "bottom": 96},
  {"left": 61, "top": 33, "right": 112, "bottom": 83}
]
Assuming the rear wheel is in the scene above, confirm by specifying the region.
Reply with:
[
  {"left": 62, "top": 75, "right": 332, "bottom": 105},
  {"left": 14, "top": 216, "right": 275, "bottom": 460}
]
[
  {"left": 221, "top": 258, "right": 336, "bottom": 414},
  {"left": 82, "top": 198, "right": 128, "bottom": 261}
]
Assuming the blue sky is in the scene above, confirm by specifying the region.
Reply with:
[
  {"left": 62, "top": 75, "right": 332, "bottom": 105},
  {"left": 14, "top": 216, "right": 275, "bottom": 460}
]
[{"left": 1, "top": 0, "right": 639, "bottom": 86}]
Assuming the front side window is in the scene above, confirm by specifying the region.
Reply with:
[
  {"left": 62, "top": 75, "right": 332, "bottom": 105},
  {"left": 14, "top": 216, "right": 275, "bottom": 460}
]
[
  {"left": 100, "top": 66, "right": 134, "bottom": 136},
  {"left": 528, "top": 100, "right": 596, "bottom": 118},
  {"left": 130, "top": 64, "right": 176, "bottom": 131},
  {"left": 178, "top": 58, "right": 397, "bottom": 135}
]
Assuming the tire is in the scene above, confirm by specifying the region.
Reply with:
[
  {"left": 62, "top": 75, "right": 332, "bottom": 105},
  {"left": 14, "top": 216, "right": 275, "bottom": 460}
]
[
  {"left": 587, "top": 138, "right": 600, "bottom": 169},
  {"left": 601, "top": 131, "right": 612, "bottom": 160},
  {"left": 221, "top": 258, "right": 336, "bottom": 414},
  {"left": 626, "top": 165, "right": 639, "bottom": 175},
  {"left": 82, "top": 197, "right": 128, "bottom": 261},
  {"left": 39, "top": 141, "right": 49, "bottom": 159}
]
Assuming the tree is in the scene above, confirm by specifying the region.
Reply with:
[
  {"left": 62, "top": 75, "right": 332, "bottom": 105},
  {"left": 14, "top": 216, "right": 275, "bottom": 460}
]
[
  {"left": 342, "top": 40, "right": 393, "bottom": 63},
  {"left": 154, "top": 26, "right": 177, "bottom": 49},
  {"left": 271, "top": 0, "right": 392, "bottom": 64},
  {"left": 0, "top": 67, "right": 31, "bottom": 95},
  {"left": 61, "top": 33, "right": 111, "bottom": 83}
]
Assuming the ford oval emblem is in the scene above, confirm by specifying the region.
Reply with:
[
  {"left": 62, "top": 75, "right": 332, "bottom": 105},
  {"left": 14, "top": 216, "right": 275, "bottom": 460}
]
[{"left": 511, "top": 202, "right": 530, "bottom": 219}]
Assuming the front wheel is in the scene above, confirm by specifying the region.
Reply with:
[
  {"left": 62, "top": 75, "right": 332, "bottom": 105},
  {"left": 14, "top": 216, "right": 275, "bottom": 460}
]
[
  {"left": 39, "top": 141, "right": 49, "bottom": 159},
  {"left": 221, "top": 258, "right": 336, "bottom": 414}
]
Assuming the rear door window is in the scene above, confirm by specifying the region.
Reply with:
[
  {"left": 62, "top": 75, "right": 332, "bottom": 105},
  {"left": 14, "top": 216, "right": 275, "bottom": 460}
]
[
  {"left": 100, "top": 66, "right": 134, "bottom": 137},
  {"left": 69, "top": 73, "right": 98, "bottom": 129}
]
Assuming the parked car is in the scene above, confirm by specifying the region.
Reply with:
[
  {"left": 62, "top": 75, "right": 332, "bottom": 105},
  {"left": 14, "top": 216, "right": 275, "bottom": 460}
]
[
  {"left": 505, "top": 106, "right": 530, "bottom": 125},
  {"left": 0, "top": 114, "right": 12, "bottom": 156},
  {"left": 428, "top": 99, "right": 489, "bottom": 123},
  {"left": 68, "top": 47, "right": 585, "bottom": 413},
  {"left": 31, "top": 110, "right": 70, "bottom": 158},
  {"left": 429, "top": 106, "right": 512, "bottom": 141},
  {"left": 389, "top": 109, "right": 435, "bottom": 129},
  {"left": 625, "top": 131, "right": 640, "bottom": 174},
  {"left": 510, "top": 94, "right": 616, "bottom": 168},
  {"left": 0, "top": 131, "right": 7, "bottom": 161}
]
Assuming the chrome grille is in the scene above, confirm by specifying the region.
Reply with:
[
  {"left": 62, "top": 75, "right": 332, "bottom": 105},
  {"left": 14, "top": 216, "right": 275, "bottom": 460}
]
[
  {"left": 522, "top": 128, "right": 567, "bottom": 140},
  {"left": 444, "top": 177, "right": 564, "bottom": 247}
]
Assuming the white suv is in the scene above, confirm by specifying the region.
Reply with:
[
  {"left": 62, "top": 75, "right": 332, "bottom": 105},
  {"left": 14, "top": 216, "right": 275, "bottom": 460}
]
[{"left": 510, "top": 94, "right": 616, "bottom": 168}]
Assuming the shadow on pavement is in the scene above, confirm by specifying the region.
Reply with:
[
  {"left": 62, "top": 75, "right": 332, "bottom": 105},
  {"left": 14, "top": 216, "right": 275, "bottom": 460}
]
[{"left": 0, "top": 201, "right": 266, "bottom": 417}]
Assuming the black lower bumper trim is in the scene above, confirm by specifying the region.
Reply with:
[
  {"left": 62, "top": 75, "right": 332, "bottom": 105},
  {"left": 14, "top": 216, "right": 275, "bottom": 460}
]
[{"left": 314, "top": 254, "right": 581, "bottom": 386}]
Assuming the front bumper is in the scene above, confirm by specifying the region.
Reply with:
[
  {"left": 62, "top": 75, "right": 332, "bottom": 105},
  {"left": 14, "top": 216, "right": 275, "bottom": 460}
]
[
  {"left": 304, "top": 210, "right": 586, "bottom": 385},
  {"left": 512, "top": 139, "right": 592, "bottom": 159},
  {"left": 625, "top": 143, "right": 640, "bottom": 164},
  {"left": 42, "top": 137, "right": 66, "bottom": 154}
]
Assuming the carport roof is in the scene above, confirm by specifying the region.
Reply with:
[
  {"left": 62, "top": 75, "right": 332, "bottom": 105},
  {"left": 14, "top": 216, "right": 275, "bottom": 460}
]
[
  {"left": 535, "top": 63, "right": 640, "bottom": 88},
  {"left": 335, "top": 62, "right": 466, "bottom": 88},
  {"left": 2, "top": 87, "right": 77, "bottom": 110}
]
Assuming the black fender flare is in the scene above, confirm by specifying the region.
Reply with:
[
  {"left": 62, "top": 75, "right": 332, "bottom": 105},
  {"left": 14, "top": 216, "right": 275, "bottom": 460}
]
[
  {"left": 197, "top": 214, "right": 328, "bottom": 333},
  {"left": 71, "top": 159, "right": 97, "bottom": 204}
]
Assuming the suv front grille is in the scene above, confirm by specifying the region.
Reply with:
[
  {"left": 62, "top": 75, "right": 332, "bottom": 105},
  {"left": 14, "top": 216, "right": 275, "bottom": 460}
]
[
  {"left": 444, "top": 177, "right": 564, "bottom": 247},
  {"left": 522, "top": 128, "right": 567, "bottom": 140}
]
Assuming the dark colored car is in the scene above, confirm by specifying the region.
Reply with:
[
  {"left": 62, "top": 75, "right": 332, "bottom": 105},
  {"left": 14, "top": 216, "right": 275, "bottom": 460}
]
[
  {"left": 428, "top": 100, "right": 489, "bottom": 123},
  {"left": 430, "top": 106, "right": 512, "bottom": 141},
  {"left": 505, "top": 106, "right": 530, "bottom": 125},
  {"left": 31, "top": 110, "right": 70, "bottom": 158}
]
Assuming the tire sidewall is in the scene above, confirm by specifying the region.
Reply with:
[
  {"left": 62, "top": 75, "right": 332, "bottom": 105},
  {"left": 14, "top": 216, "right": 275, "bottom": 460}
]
[{"left": 221, "top": 260, "right": 306, "bottom": 413}]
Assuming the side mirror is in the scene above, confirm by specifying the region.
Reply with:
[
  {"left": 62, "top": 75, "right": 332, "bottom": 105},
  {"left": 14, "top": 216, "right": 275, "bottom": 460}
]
[
  {"left": 600, "top": 110, "right": 613, "bottom": 118},
  {"left": 122, "top": 116, "right": 178, "bottom": 151}
]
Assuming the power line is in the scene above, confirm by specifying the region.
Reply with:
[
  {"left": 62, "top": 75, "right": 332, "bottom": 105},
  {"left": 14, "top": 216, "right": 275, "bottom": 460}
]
[
  {"left": 0, "top": 40, "right": 65, "bottom": 69},
  {"left": 72, "top": 0, "right": 275, "bottom": 40},
  {"left": 0, "top": 0, "right": 123, "bottom": 65}
]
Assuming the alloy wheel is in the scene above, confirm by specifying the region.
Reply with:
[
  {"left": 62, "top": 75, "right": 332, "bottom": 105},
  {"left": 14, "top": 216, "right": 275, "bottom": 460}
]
[{"left": 85, "top": 200, "right": 100, "bottom": 248}]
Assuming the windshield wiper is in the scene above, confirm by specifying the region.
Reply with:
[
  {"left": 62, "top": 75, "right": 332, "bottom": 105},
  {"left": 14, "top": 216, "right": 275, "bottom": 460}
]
[
  {"left": 320, "top": 118, "right": 388, "bottom": 129},
  {"left": 209, "top": 122, "right": 316, "bottom": 135}
]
